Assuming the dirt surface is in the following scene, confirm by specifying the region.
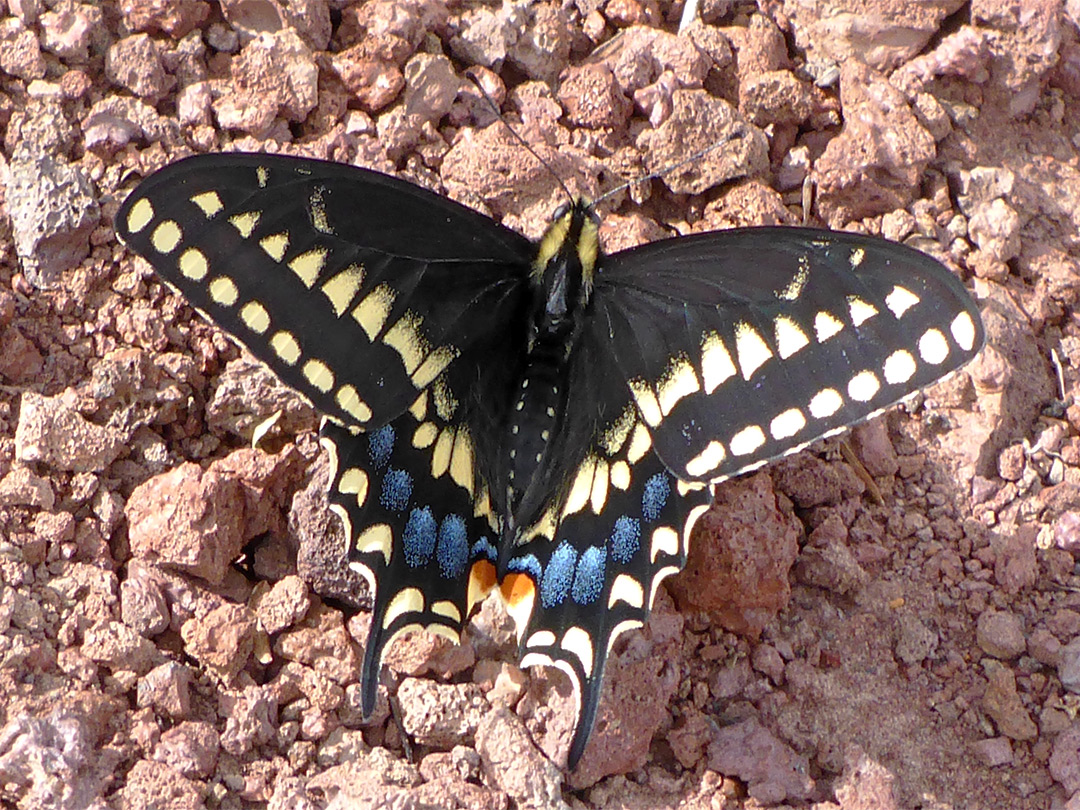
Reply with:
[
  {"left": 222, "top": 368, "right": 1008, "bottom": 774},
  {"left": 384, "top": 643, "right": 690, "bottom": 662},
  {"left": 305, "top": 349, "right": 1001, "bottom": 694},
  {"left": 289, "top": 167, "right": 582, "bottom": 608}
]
[{"left": 1, "top": 1, "right": 1079, "bottom": 808}]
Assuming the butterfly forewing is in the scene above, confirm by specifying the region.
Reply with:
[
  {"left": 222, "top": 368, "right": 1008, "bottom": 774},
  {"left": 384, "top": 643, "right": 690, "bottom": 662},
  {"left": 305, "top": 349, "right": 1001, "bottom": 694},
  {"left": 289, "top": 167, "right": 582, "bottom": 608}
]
[
  {"left": 594, "top": 227, "right": 985, "bottom": 485},
  {"left": 115, "top": 154, "right": 535, "bottom": 430}
]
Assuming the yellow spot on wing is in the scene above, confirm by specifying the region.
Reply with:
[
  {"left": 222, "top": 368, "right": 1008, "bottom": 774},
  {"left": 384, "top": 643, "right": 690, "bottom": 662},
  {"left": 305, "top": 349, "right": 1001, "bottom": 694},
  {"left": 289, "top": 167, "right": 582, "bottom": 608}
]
[
  {"left": 303, "top": 359, "right": 335, "bottom": 393},
  {"left": 449, "top": 430, "right": 475, "bottom": 495},
  {"left": 356, "top": 523, "right": 393, "bottom": 565},
  {"left": 190, "top": 191, "right": 223, "bottom": 218},
  {"left": 412, "top": 422, "right": 438, "bottom": 449},
  {"left": 769, "top": 408, "right": 806, "bottom": 440},
  {"left": 628, "top": 378, "right": 662, "bottom": 427},
  {"left": 847, "top": 296, "right": 879, "bottom": 327},
  {"left": 649, "top": 526, "right": 679, "bottom": 563},
  {"left": 685, "top": 440, "right": 726, "bottom": 478},
  {"left": 126, "top": 198, "right": 154, "bottom": 233},
  {"left": 431, "top": 428, "right": 453, "bottom": 478},
  {"left": 599, "top": 405, "right": 635, "bottom": 457},
  {"left": 270, "top": 331, "right": 301, "bottom": 365},
  {"left": 774, "top": 315, "right": 810, "bottom": 359},
  {"left": 951, "top": 312, "right": 976, "bottom": 351},
  {"left": 561, "top": 626, "right": 594, "bottom": 677},
  {"left": 808, "top": 388, "right": 843, "bottom": 418},
  {"left": 885, "top": 285, "right": 920, "bottom": 318},
  {"left": 607, "top": 573, "right": 644, "bottom": 608},
  {"left": 657, "top": 356, "right": 700, "bottom": 416},
  {"left": 335, "top": 384, "right": 371, "bottom": 423},
  {"left": 309, "top": 185, "right": 333, "bottom": 234},
  {"left": 610, "top": 460, "right": 630, "bottom": 490},
  {"left": 735, "top": 321, "right": 772, "bottom": 381},
  {"left": 847, "top": 370, "right": 880, "bottom": 402},
  {"left": 384, "top": 312, "right": 427, "bottom": 375},
  {"left": 179, "top": 248, "right": 208, "bottom": 280},
  {"left": 701, "top": 331, "right": 737, "bottom": 394},
  {"left": 151, "top": 220, "right": 182, "bottom": 253},
  {"left": 260, "top": 232, "right": 290, "bottom": 262},
  {"left": 288, "top": 247, "right": 328, "bottom": 288},
  {"left": 918, "top": 328, "right": 949, "bottom": 364},
  {"left": 208, "top": 277, "right": 238, "bottom": 306},
  {"left": 431, "top": 600, "right": 461, "bottom": 623},
  {"left": 383, "top": 586, "right": 424, "bottom": 628},
  {"left": 352, "top": 284, "right": 396, "bottom": 341},
  {"left": 338, "top": 467, "right": 368, "bottom": 507},
  {"left": 526, "top": 630, "right": 556, "bottom": 648},
  {"left": 412, "top": 346, "right": 458, "bottom": 389},
  {"left": 240, "top": 301, "right": 270, "bottom": 333},
  {"left": 590, "top": 459, "right": 609, "bottom": 514},
  {"left": 776, "top": 256, "right": 809, "bottom": 300},
  {"left": 626, "top": 422, "right": 652, "bottom": 464},
  {"left": 229, "top": 211, "right": 260, "bottom": 238},
  {"left": 730, "top": 425, "right": 766, "bottom": 456},
  {"left": 814, "top": 311, "right": 844, "bottom": 342},
  {"left": 883, "top": 350, "right": 916, "bottom": 384},
  {"left": 321, "top": 264, "right": 365, "bottom": 317}
]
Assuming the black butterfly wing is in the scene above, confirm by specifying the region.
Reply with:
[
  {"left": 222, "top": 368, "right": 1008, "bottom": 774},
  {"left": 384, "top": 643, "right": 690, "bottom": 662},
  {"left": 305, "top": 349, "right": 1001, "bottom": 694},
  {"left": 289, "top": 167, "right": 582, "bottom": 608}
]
[
  {"left": 116, "top": 152, "right": 534, "bottom": 715},
  {"left": 503, "top": 225, "right": 983, "bottom": 767},
  {"left": 115, "top": 153, "right": 535, "bottom": 429},
  {"left": 593, "top": 227, "right": 985, "bottom": 484},
  {"left": 499, "top": 321, "right": 714, "bottom": 768}
]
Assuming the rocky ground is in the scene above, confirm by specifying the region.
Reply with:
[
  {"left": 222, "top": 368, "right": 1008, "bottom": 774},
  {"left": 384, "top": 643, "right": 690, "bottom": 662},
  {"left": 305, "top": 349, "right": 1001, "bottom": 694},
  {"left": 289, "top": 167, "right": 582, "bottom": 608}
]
[{"left": 1, "top": 0, "right": 1079, "bottom": 808}]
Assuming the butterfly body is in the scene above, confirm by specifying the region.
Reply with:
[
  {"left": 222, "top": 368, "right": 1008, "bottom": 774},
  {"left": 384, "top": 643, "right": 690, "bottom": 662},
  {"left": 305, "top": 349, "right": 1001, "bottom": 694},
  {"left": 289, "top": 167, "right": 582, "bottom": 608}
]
[{"left": 116, "top": 152, "right": 984, "bottom": 769}]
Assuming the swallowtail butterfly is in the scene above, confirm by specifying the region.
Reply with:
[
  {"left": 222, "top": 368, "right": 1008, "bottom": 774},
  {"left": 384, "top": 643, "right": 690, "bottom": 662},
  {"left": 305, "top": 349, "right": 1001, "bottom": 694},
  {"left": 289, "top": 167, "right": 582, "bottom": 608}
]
[{"left": 116, "top": 152, "right": 984, "bottom": 767}]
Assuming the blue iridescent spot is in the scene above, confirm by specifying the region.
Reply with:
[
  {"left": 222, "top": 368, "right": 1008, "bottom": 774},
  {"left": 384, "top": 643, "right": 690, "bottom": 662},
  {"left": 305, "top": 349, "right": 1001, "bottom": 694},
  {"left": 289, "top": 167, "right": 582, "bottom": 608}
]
[
  {"left": 368, "top": 425, "right": 395, "bottom": 469},
  {"left": 402, "top": 506, "right": 436, "bottom": 567},
  {"left": 571, "top": 546, "right": 606, "bottom": 605},
  {"left": 472, "top": 537, "right": 497, "bottom": 562},
  {"left": 436, "top": 514, "right": 469, "bottom": 579},
  {"left": 507, "top": 553, "right": 542, "bottom": 581},
  {"left": 609, "top": 516, "right": 641, "bottom": 564},
  {"left": 379, "top": 468, "right": 412, "bottom": 512},
  {"left": 642, "top": 473, "right": 670, "bottom": 522},
  {"left": 540, "top": 542, "right": 577, "bottom": 608}
]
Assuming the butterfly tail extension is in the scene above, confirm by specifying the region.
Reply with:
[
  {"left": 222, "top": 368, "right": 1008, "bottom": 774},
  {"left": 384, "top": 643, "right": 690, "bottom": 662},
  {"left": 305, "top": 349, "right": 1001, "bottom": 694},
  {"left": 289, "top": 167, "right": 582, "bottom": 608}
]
[
  {"left": 321, "top": 416, "right": 497, "bottom": 717},
  {"left": 508, "top": 448, "right": 714, "bottom": 769}
]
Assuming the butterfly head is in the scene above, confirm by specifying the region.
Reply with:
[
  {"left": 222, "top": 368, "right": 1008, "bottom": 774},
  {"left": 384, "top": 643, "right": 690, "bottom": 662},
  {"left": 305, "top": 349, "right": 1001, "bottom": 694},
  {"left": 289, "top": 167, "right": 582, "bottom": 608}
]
[{"left": 532, "top": 199, "right": 600, "bottom": 326}]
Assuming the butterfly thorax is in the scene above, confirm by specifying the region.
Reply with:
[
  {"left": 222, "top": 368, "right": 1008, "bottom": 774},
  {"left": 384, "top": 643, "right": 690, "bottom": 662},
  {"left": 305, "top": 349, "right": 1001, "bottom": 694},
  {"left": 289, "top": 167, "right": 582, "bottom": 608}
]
[{"left": 501, "top": 200, "right": 600, "bottom": 544}]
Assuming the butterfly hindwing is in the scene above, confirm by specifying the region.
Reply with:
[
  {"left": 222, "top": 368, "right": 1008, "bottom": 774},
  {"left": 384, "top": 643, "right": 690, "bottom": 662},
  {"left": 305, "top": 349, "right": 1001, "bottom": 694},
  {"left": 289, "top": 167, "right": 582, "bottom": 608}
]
[
  {"left": 115, "top": 153, "right": 534, "bottom": 429},
  {"left": 321, "top": 411, "right": 502, "bottom": 715},
  {"left": 594, "top": 227, "right": 985, "bottom": 484}
]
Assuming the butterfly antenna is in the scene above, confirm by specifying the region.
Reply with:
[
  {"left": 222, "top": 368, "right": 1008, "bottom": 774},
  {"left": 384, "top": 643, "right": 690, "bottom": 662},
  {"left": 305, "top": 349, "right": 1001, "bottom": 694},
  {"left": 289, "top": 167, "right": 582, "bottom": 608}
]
[
  {"left": 466, "top": 71, "right": 576, "bottom": 205},
  {"left": 589, "top": 127, "right": 747, "bottom": 211}
]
